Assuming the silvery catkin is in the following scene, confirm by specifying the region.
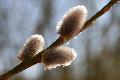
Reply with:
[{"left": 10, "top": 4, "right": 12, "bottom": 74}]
[
  {"left": 41, "top": 46, "right": 77, "bottom": 70},
  {"left": 18, "top": 34, "right": 45, "bottom": 62},
  {"left": 57, "top": 5, "right": 87, "bottom": 40}
]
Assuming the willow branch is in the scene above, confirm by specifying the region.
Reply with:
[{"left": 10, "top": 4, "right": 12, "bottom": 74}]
[
  {"left": 78, "top": 0, "right": 119, "bottom": 33},
  {"left": 0, "top": 0, "right": 119, "bottom": 80}
]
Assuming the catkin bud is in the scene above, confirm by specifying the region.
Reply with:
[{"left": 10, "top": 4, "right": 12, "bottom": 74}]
[
  {"left": 41, "top": 46, "right": 77, "bottom": 70},
  {"left": 57, "top": 5, "right": 87, "bottom": 40},
  {"left": 18, "top": 34, "right": 45, "bottom": 62}
]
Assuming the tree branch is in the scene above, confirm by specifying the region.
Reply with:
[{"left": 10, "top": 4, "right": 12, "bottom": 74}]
[
  {"left": 78, "top": 0, "right": 119, "bottom": 33},
  {"left": 0, "top": 0, "right": 119, "bottom": 80}
]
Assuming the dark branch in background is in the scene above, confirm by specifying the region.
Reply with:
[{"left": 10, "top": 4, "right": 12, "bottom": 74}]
[
  {"left": 35, "top": 0, "right": 53, "bottom": 34},
  {"left": 0, "top": 0, "right": 119, "bottom": 80}
]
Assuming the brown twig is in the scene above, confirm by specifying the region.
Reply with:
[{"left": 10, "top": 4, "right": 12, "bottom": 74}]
[
  {"left": 0, "top": 36, "right": 65, "bottom": 80},
  {"left": 0, "top": 0, "right": 119, "bottom": 80},
  {"left": 78, "top": 0, "right": 119, "bottom": 33}
]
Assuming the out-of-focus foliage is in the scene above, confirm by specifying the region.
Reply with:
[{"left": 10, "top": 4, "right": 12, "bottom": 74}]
[{"left": 0, "top": 0, "right": 120, "bottom": 80}]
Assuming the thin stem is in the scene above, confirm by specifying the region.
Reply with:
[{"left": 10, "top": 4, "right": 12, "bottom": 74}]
[
  {"left": 48, "top": 36, "right": 66, "bottom": 49},
  {"left": 0, "top": 54, "right": 40, "bottom": 80},
  {"left": 0, "top": 36, "right": 65, "bottom": 80},
  {"left": 0, "top": 0, "right": 119, "bottom": 80},
  {"left": 78, "top": 0, "right": 119, "bottom": 33}
]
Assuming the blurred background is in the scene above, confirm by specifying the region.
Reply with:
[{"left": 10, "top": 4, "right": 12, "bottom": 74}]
[{"left": 0, "top": 0, "right": 120, "bottom": 80}]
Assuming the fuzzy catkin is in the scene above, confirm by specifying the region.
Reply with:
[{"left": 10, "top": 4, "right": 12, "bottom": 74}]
[
  {"left": 57, "top": 5, "right": 87, "bottom": 40},
  {"left": 18, "top": 34, "right": 45, "bottom": 62},
  {"left": 41, "top": 46, "right": 77, "bottom": 70}
]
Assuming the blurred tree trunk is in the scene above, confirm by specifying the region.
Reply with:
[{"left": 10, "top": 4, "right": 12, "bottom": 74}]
[{"left": 35, "top": 0, "right": 53, "bottom": 35}]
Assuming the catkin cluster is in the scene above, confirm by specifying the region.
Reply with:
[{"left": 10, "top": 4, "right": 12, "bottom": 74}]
[{"left": 17, "top": 5, "right": 87, "bottom": 69}]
